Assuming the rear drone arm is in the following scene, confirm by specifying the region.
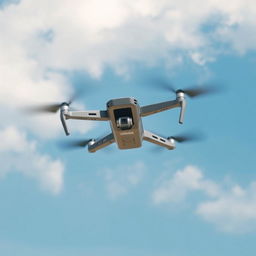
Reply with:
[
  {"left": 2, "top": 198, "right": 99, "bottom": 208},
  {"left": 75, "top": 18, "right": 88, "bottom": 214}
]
[
  {"left": 88, "top": 133, "right": 115, "bottom": 153},
  {"left": 140, "top": 91, "right": 186, "bottom": 124}
]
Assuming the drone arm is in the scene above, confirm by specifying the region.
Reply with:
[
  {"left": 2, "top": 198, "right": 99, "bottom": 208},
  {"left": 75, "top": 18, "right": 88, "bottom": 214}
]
[
  {"left": 65, "top": 110, "right": 109, "bottom": 121},
  {"left": 143, "top": 130, "right": 175, "bottom": 150},
  {"left": 140, "top": 100, "right": 180, "bottom": 117},
  {"left": 88, "top": 133, "right": 115, "bottom": 153},
  {"left": 179, "top": 99, "right": 186, "bottom": 124}
]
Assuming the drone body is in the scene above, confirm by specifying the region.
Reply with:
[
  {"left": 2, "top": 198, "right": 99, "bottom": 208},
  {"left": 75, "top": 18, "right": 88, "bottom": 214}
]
[{"left": 61, "top": 90, "right": 185, "bottom": 152}]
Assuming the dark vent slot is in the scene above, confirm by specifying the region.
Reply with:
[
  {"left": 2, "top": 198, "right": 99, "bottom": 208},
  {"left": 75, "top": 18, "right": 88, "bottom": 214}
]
[
  {"left": 89, "top": 113, "right": 97, "bottom": 116},
  {"left": 160, "top": 138, "right": 166, "bottom": 142},
  {"left": 152, "top": 135, "right": 158, "bottom": 139}
]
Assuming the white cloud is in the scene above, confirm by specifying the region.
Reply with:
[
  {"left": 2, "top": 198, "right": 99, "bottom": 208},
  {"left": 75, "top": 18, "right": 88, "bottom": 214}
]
[
  {"left": 153, "top": 165, "right": 256, "bottom": 233},
  {"left": 152, "top": 165, "right": 220, "bottom": 204},
  {"left": 0, "top": 126, "right": 64, "bottom": 194},
  {"left": 101, "top": 162, "right": 146, "bottom": 200},
  {"left": 197, "top": 183, "right": 256, "bottom": 233}
]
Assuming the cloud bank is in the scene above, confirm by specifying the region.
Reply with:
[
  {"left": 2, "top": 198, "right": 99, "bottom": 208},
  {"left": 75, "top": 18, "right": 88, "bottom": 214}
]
[
  {"left": 153, "top": 165, "right": 256, "bottom": 233},
  {"left": 197, "top": 183, "right": 256, "bottom": 233},
  {"left": 152, "top": 165, "right": 220, "bottom": 204},
  {"left": 0, "top": 126, "right": 64, "bottom": 194}
]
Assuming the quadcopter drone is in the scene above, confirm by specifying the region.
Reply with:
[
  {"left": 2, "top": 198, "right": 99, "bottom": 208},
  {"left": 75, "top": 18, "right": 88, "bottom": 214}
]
[{"left": 31, "top": 85, "right": 216, "bottom": 152}]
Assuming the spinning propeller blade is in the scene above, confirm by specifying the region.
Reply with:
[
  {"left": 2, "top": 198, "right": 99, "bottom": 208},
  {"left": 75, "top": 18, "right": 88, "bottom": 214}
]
[
  {"left": 181, "top": 86, "right": 220, "bottom": 98},
  {"left": 169, "top": 131, "right": 205, "bottom": 143},
  {"left": 57, "top": 138, "right": 92, "bottom": 150},
  {"left": 149, "top": 76, "right": 221, "bottom": 98},
  {"left": 27, "top": 103, "right": 63, "bottom": 113},
  {"left": 25, "top": 88, "right": 85, "bottom": 114},
  {"left": 173, "top": 85, "right": 219, "bottom": 98},
  {"left": 67, "top": 87, "right": 85, "bottom": 105},
  {"left": 150, "top": 77, "right": 176, "bottom": 93}
]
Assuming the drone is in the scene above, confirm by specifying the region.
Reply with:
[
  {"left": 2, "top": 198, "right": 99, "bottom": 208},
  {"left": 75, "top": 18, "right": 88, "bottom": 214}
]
[{"left": 30, "top": 85, "right": 216, "bottom": 153}]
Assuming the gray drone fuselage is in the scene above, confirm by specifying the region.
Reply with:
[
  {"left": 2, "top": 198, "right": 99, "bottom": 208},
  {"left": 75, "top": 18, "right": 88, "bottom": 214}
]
[{"left": 62, "top": 92, "right": 185, "bottom": 152}]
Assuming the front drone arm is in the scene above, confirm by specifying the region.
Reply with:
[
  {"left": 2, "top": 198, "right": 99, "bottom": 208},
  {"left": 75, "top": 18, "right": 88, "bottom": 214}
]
[
  {"left": 88, "top": 133, "right": 115, "bottom": 153},
  {"left": 64, "top": 110, "right": 109, "bottom": 121},
  {"left": 60, "top": 106, "right": 109, "bottom": 136},
  {"left": 140, "top": 91, "right": 186, "bottom": 124}
]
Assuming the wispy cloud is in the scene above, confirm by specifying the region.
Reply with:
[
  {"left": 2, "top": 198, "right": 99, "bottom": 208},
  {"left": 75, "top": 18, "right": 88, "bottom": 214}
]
[
  {"left": 197, "top": 183, "right": 256, "bottom": 233},
  {"left": 153, "top": 165, "right": 256, "bottom": 233},
  {"left": 101, "top": 162, "right": 146, "bottom": 200},
  {"left": 0, "top": 126, "right": 64, "bottom": 195},
  {"left": 1, "top": 0, "right": 256, "bottom": 79},
  {"left": 152, "top": 165, "right": 220, "bottom": 204}
]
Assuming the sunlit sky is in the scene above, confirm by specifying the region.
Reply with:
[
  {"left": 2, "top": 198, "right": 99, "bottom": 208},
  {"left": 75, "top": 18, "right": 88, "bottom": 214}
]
[{"left": 1, "top": 0, "right": 256, "bottom": 255}]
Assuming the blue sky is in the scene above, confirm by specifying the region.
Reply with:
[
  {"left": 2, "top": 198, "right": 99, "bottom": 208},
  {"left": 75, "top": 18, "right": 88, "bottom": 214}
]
[{"left": 0, "top": 0, "right": 256, "bottom": 255}]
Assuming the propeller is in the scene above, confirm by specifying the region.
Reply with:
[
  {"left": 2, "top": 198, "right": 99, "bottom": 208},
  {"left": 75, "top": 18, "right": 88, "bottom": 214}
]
[
  {"left": 25, "top": 87, "right": 84, "bottom": 114},
  {"left": 177, "top": 86, "right": 219, "bottom": 98},
  {"left": 27, "top": 103, "right": 66, "bottom": 113},
  {"left": 57, "top": 138, "right": 93, "bottom": 150},
  {"left": 149, "top": 77, "right": 221, "bottom": 98},
  {"left": 168, "top": 131, "right": 205, "bottom": 143}
]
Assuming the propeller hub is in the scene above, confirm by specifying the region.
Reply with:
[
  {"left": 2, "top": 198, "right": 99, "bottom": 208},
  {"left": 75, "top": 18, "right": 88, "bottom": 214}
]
[
  {"left": 60, "top": 102, "right": 69, "bottom": 113},
  {"left": 176, "top": 90, "right": 185, "bottom": 101},
  {"left": 168, "top": 137, "right": 175, "bottom": 144},
  {"left": 88, "top": 139, "right": 96, "bottom": 147}
]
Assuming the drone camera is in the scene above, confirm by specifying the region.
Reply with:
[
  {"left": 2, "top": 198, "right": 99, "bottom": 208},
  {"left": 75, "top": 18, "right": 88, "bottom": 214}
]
[{"left": 116, "top": 117, "right": 133, "bottom": 130}]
